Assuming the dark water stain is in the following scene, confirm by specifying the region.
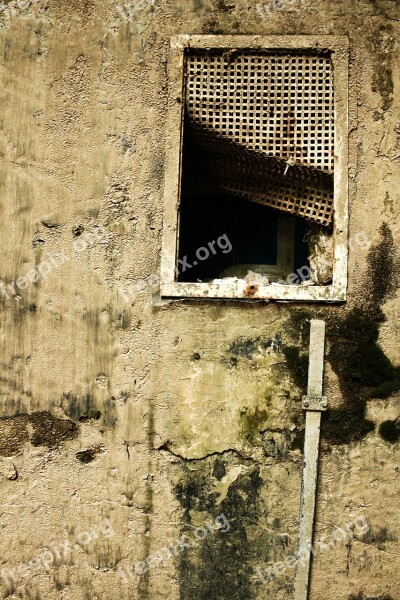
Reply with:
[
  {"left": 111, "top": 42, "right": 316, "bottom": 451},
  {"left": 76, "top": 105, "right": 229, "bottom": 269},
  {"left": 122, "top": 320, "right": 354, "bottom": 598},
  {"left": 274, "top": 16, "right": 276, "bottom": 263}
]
[
  {"left": 225, "top": 334, "right": 282, "bottom": 363},
  {"left": 201, "top": 16, "right": 227, "bottom": 33},
  {"left": 0, "top": 412, "right": 78, "bottom": 456},
  {"left": 80, "top": 307, "right": 116, "bottom": 403},
  {"left": 284, "top": 224, "right": 400, "bottom": 447},
  {"left": 261, "top": 428, "right": 301, "bottom": 460},
  {"left": 379, "top": 419, "right": 400, "bottom": 443},
  {"left": 151, "top": 152, "right": 165, "bottom": 187},
  {"left": 103, "top": 395, "right": 118, "bottom": 427},
  {"left": 75, "top": 445, "right": 105, "bottom": 464},
  {"left": 175, "top": 454, "right": 267, "bottom": 600},
  {"left": 239, "top": 407, "right": 269, "bottom": 443},
  {"left": 81, "top": 308, "right": 101, "bottom": 328},
  {"left": 61, "top": 392, "right": 100, "bottom": 422},
  {"left": 368, "top": 23, "right": 395, "bottom": 114},
  {"left": 61, "top": 391, "right": 118, "bottom": 428},
  {"left": 290, "top": 428, "right": 305, "bottom": 452},
  {"left": 213, "top": 0, "right": 235, "bottom": 11},
  {"left": 360, "top": 525, "right": 396, "bottom": 550},
  {"left": 281, "top": 345, "right": 309, "bottom": 390},
  {"left": 367, "top": 0, "right": 400, "bottom": 19},
  {"left": 78, "top": 410, "right": 102, "bottom": 422},
  {"left": 116, "top": 310, "right": 131, "bottom": 330}
]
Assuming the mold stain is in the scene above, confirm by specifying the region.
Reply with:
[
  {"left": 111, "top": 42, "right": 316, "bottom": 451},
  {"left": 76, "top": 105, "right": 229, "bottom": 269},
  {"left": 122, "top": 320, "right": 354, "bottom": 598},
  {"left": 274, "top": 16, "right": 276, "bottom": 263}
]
[
  {"left": 174, "top": 454, "right": 265, "bottom": 600},
  {"left": 360, "top": 525, "right": 396, "bottom": 550},
  {"left": 239, "top": 406, "right": 269, "bottom": 443},
  {"left": 75, "top": 444, "right": 105, "bottom": 464},
  {"left": 379, "top": 419, "right": 400, "bottom": 443},
  {"left": 60, "top": 392, "right": 100, "bottom": 422},
  {"left": 284, "top": 224, "right": 400, "bottom": 447},
  {"left": 224, "top": 334, "right": 282, "bottom": 364}
]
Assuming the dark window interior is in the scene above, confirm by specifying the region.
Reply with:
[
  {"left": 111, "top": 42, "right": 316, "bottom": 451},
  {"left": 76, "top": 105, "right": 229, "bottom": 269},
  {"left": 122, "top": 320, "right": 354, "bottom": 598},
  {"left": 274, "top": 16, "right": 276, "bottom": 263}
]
[{"left": 177, "top": 125, "right": 310, "bottom": 283}]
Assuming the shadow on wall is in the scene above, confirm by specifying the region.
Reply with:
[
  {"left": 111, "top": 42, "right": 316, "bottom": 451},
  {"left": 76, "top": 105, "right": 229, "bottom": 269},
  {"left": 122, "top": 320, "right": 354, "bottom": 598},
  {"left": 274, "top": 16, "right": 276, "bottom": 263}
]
[{"left": 284, "top": 223, "right": 400, "bottom": 447}]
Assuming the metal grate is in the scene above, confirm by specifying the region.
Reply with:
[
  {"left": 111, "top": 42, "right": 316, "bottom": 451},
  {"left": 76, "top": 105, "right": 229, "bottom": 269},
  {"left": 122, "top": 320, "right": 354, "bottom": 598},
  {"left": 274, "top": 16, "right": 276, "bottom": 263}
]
[{"left": 185, "top": 50, "right": 335, "bottom": 227}]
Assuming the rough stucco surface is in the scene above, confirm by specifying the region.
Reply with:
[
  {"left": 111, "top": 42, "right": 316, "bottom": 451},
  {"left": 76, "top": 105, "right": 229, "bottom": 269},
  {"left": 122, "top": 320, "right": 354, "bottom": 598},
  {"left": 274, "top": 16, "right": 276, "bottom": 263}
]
[{"left": 0, "top": 0, "right": 399, "bottom": 599}]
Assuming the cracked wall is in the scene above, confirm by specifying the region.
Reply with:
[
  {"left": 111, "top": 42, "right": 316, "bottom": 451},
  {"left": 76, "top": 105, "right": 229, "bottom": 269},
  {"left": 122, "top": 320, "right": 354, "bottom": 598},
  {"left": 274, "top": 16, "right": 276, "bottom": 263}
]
[{"left": 0, "top": 1, "right": 399, "bottom": 600}]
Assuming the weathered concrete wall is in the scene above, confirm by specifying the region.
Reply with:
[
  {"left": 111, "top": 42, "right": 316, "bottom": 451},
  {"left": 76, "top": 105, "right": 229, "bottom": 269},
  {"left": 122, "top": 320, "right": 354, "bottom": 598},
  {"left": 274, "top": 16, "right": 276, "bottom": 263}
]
[{"left": 0, "top": 1, "right": 399, "bottom": 599}]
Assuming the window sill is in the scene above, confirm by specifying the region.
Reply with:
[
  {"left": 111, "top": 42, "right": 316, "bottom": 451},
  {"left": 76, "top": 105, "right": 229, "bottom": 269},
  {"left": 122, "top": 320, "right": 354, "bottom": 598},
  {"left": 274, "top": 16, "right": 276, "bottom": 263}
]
[{"left": 160, "top": 280, "right": 346, "bottom": 302}]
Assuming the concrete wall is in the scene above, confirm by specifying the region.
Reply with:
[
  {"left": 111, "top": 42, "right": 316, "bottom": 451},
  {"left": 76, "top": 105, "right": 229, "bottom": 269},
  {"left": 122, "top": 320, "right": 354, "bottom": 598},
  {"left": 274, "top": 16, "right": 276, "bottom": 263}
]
[{"left": 0, "top": 1, "right": 399, "bottom": 599}]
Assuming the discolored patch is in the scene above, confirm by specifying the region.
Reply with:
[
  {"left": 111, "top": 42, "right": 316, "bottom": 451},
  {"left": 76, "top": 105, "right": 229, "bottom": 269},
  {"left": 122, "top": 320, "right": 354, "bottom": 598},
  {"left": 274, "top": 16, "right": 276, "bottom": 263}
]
[
  {"left": 281, "top": 345, "right": 309, "bottom": 391},
  {"left": 224, "top": 334, "right": 282, "bottom": 364},
  {"left": 213, "top": 0, "right": 236, "bottom": 11},
  {"left": 368, "top": 24, "right": 395, "bottom": 114},
  {"left": 379, "top": 419, "right": 400, "bottom": 444},
  {"left": 239, "top": 406, "right": 269, "bottom": 443},
  {"left": 175, "top": 454, "right": 265, "bottom": 600},
  {"left": 75, "top": 444, "right": 106, "bottom": 464},
  {"left": 0, "top": 412, "right": 78, "bottom": 456},
  {"left": 61, "top": 392, "right": 99, "bottom": 422},
  {"left": 360, "top": 525, "right": 396, "bottom": 550}
]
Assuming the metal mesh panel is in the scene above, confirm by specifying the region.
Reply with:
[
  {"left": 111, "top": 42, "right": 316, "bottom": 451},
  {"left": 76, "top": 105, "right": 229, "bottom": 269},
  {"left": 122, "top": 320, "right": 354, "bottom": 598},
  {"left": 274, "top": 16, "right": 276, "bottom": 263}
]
[{"left": 185, "top": 50, "right": 335, "bottom": 227}]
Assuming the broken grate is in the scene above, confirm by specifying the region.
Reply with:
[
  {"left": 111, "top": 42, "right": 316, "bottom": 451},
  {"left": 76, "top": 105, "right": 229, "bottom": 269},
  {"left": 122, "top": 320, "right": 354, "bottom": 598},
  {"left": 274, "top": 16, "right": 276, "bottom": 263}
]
[{"left": 185, "top": 50, "right": 335, "bottom": 227}]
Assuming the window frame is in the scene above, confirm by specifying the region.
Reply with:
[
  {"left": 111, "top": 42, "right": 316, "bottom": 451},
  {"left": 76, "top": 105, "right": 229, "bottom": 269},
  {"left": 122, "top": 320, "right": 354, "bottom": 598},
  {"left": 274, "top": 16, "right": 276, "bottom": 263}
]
[{"left": 160, "top": 35, "right": 349, "bottom": 302}]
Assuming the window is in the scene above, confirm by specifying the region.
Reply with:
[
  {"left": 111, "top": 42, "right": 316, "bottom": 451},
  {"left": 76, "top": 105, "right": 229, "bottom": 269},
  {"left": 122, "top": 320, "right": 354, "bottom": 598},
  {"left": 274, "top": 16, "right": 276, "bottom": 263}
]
[{"left": 160, "top": 35, "right": 349, "bottom": 301}]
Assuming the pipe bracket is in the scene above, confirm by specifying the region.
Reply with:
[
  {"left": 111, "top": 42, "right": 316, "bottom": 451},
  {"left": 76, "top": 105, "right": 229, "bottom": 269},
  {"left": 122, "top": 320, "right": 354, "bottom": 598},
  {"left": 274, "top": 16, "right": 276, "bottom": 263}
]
[{"left": 302, "top": 395, "right": 328, "bottom": 411}]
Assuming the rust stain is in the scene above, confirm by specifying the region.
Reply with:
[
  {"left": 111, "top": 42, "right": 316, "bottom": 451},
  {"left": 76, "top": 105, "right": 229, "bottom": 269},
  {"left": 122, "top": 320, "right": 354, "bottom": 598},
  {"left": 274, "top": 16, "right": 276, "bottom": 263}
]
[{"left": 243, "top": 283, "right": 258, "bottom": 296}]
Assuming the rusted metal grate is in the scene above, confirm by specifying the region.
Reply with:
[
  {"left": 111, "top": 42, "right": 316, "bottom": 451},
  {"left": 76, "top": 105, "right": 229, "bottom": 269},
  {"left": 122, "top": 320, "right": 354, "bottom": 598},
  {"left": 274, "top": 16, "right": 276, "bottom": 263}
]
[{"left": 185, "top": 50, "right": 335, "bottom": 227}]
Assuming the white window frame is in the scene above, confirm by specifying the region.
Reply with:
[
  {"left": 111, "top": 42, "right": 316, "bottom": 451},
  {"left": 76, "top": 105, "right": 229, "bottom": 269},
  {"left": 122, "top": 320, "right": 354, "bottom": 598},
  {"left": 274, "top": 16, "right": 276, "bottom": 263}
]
[{"left": 160, "top": 35, "right": 349, "bottom": 302}]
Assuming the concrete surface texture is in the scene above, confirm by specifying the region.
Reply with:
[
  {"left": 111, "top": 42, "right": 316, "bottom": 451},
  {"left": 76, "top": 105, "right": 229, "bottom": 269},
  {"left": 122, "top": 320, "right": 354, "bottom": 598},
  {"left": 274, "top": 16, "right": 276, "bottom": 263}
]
[{"left": 0, "top": 0, "right": 399, "bottom": 599}]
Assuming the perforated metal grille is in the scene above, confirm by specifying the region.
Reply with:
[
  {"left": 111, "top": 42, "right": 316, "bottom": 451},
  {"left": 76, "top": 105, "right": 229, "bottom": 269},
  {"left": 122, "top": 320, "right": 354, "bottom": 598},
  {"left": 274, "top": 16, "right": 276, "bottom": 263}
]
[
  {"left": 185, "top": 50, "right": 335, "bottom": 227},
  {"left": 214, "top": 148, "right": 334, "bottom": 225}
]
